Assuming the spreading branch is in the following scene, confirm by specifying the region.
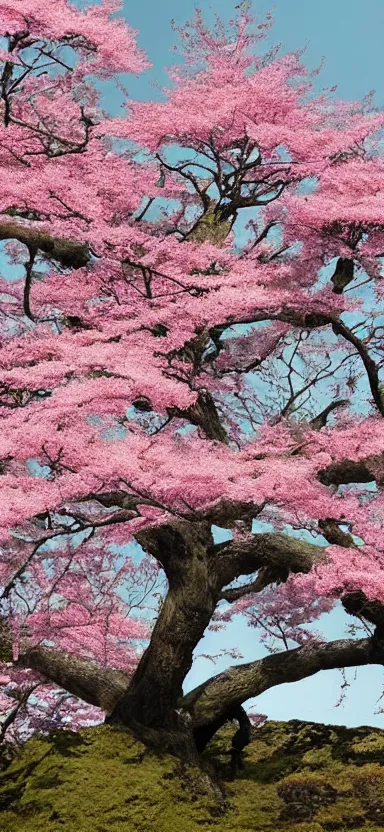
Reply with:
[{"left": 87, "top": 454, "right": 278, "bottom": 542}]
[
  {"left": 183, "top": 636, "right": 384, "bottom": 731},
  {"left": 318, "top": 458, "right": 378, "bottom": 486},
  {"left": 0, "top": 219, "right": 90, "bottom": 268},
  {"left": 215, "top": 532, "right": 325, "bottom": 597},
  {"left": 8, "top": 631, "right": 384, "bottom": 756},
  {"left": 18, "top": 646, "right": 128, "bottom": 714}
]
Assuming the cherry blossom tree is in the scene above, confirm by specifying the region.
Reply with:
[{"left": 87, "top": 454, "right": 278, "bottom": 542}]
[{"left": 0, "top": 0, "right": 384, "bottom": 766}]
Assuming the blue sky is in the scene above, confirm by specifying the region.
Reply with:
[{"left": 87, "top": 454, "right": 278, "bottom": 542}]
[
  {"left": 121, "top": 0, "right": 384, "bottom": 105},
  {"left": 116, "top": 0, "right": 384, "bottom": 728}
]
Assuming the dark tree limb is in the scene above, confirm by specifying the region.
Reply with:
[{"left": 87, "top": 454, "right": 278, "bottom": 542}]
[
  {"left": 219, "top": 519, "right": 358, "bottom": 603},
  {"left": 12, "top": 645, "right": 129, "bottom": 714},
  {"left": 318, "top": 458, "right": 378, "bottom": 486},
  {"left": 220, "top": 570, "right": 278, "bottom": 603},
  {"left": 330, "top": 316, "right": 384, "bottom": 416},
  {"left": 310, "top": 399, "right": 348, "bottom": 430},
  {"left": 0, "top": 684, "right": 39, "bottom": 744},
  {"left": 215, "top": 532, "right": 325, "bottom": 597},
  {"left": 0, "top": 615, "right": 127, "bottom": 715},
  {"left": 169, "top": 390, "right": 229, "bottom": 444},
  {"left": 183, "top": 636, "right": 384, "bottom": 733},
  {"left": 194, "top": 703, "right": 252, "bottom": 773},
  {"left": 23, "top": 244, "right": 37, "bottom": 320},
  {"left": 331, "top": 258, "right": 354, "bottom": 294},
  {"left": 228, "top": 705, "right": 252, "bottom": 776},
  {"left": 108, "top": 520, "right": 219, "bottom": 732},
  {"left": 318, "top": 518, "right": 356, "bottom": 548},
  {"left": 342, "top": 591, "right": 384, "bottom": 636},
  {"left": 5, "top": 626, "right": 384, "bottom": 762},
  {"left": 0, "top": 219, "right": 90, "bottom": 268}
]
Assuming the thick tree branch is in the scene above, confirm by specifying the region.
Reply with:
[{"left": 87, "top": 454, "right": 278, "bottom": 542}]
[
  {"left": 23, "top": 244, "right": 37, "bottom": 320},
  {"left": 318, "top": 518, "right": 356, "bottom": 548},
  {"left": 108, "top": 520, "right": 220, "bottom": 731},
  {"left": 0, "top": 219, "right": 90, "bottom": 268},
  {"left": 8, "top": 632, "right": 384, "bottom": 754},
  {"left": 170, "top": 390, "right": 229, "bottom": 444},
  {"left": 15, "top": 645, "right": 129, "bottom": 713},
  {"left": 215, "top": 532, "right": 325, "bottom": 597},
  {"left": 310, "top": 399, "right": 348, "bottom": 430},
  {"left": 220, "top": 518, "right": 359, "bottom": 602},
  {"left": 184, "top": 636, "right": 384, "bottom": 731},
  {"left": 0, "top": 617, "right": 127, "bottom": 713},
  {"left": 342, "top": 591, "right": 384, "bottom": 635},
  {"left": 220, "top": 569, "right": 282, "bottom": 603},
  {"left": 331, "top": 257, "right": 354, "bottom": 294},
  {"left": 318, "top": 458, "right": 378, "bottom": 486}
]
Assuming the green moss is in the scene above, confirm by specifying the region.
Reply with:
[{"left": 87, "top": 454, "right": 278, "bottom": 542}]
[
  {"left": 351, "top": 735, "right": 384, "bottom": 763},
  {"left": 1, "top": 720, "right": 384, "bottom": 831},
  {"left": 277, "top": 772, "right": 338, "bottom": 821},
  {"left": 350, "top": 764, "right": 384, "bottom": 823}
]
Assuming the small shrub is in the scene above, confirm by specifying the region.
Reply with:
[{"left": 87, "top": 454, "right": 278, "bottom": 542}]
[
  {"left": 351, "top": 763, "right": 384, "bottom": 823},
  {"left": 278, "top": 772, "right": 337, "bottom": 821}
]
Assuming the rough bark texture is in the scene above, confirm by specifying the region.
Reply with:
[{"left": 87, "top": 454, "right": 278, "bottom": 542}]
[
  {"left": 170, "top": 390, "right": 229, "bottom": 444},
  {"left": 214, "top": 532, "right": 325, "bottom": 593},
  {"left": 4, "top": 516, "right": 384, "bottom": 761},
  {"left": 0, "top": 220, "right": 90, "bottom": 268},
  {"left": 106, "top": 521, "right": 220, "bottom": 758},
  {"left": 5, "top": 521, "right": 384, "bottom": 760},
  {"left": 184, "top": 637, "right": 384, "bottom": 734},
  {"left": 318, "top": 458, "right": 379, "bottom": 486},
  {"left": 10, "top": 631, "right": 384, "bottom": 760},
  {"left": 20, "top": 647, "right": 129, "bottom": 714}
]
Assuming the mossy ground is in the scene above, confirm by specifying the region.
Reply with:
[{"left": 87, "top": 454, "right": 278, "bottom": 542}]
[{"left": 1, "top": 719, "right": 384, "bottom": 831}]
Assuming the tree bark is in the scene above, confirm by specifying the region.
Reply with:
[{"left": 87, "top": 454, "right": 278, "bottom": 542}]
[
  {"left": 4, "top": 522, "right": 384, "bottom": 762},
  {"left": 106, "top": 521, "right": 220, "bottom": 758},
  {"left": 183, "top": 636, "right": 384, "bottom": 745},
  {"left": 16, "top": 646, "right": 129, "bottom": 713},
  {"left": 318, "top": 458, "right": 378, "bottom": 486},
  {"left": 0, "top": 219, "right": 90, "bottom": 268},
  {"left": 7, "top": 631, "right": 384, "bottom": 760},
  {"left": 214, "top": 532, "right": 325, "bottom": 593},
  {"left": 181, "top": 390, "right": 229, "bottom": 444}
]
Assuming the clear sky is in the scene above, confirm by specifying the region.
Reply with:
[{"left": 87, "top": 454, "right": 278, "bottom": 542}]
[{"left": 117, "top": 0, "right": 384, "bottom": 729}]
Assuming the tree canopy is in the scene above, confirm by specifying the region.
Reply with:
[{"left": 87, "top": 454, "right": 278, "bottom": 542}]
[{"left": 0, "top": 0, "right": 384, "bottom": 762}]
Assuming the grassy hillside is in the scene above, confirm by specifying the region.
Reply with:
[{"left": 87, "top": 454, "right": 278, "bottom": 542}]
[{"left": 1, "top": 719, "right": 384, "bottom": 831}]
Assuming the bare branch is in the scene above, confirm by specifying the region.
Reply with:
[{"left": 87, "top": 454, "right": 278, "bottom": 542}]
[
  {"left": 309, "top": 399, "right": 348, "bottom": 430},
  {"left": 220, "top": 571, "right": 276, "bottom": 603},
  {"left": 330, "top": 316, "right": 384, "bottom": 416},
  {"left": 184, "top": 637, "right": 384, "bottom": 730},
  {"left": 0, "top": 220, "right": 89, "bottom": 268},
  {"left": 17, "top": 645, "right": 129, "bottom": 713},
  {"left": 215, "top": 532, "right": 325, "bottom": 596},
  {"left": 318, "top": 458, "right": 378, "bottom": 486}
]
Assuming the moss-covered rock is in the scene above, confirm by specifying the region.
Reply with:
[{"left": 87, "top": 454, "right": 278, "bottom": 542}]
[{"left": 1, "top": 719, "right": 384, "bottom": 831}]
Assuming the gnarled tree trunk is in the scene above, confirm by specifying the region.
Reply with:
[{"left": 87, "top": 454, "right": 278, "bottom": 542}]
[{"left": 106, "top": 520, "right": 220, "bottom": 760}]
